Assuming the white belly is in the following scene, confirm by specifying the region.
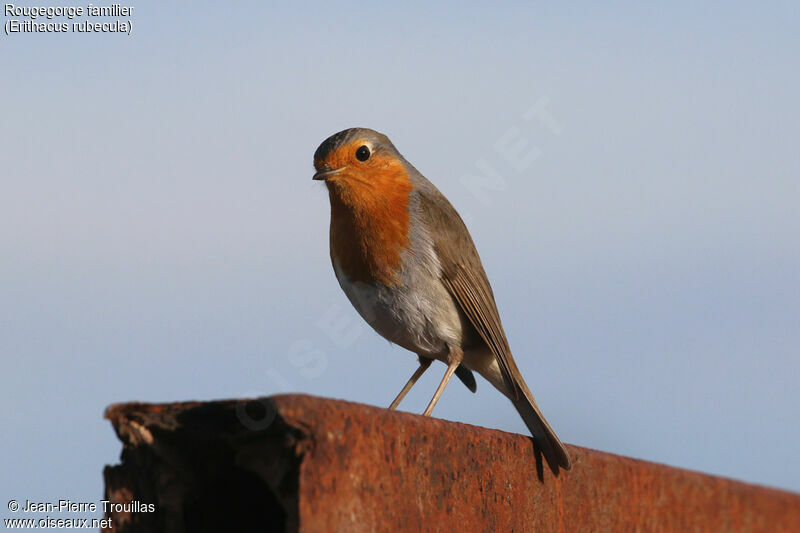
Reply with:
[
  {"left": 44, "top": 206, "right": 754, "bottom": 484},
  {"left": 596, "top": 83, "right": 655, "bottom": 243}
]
[{"left": 332, "top": 258, "right": 464, "bottom": 359}]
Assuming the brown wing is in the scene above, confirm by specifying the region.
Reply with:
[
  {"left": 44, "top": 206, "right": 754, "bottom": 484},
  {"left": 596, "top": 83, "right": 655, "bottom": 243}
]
[
  {"left": 417, "top": 188, "right": 522, "bottom": 400},
  {"left": 417, "top": 184, "right": 572, "bottom": 472}
]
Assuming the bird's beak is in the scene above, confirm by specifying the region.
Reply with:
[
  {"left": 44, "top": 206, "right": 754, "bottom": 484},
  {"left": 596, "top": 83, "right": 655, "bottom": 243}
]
[{"left": 312, "top": 167, "right": 344, "bottom": 181}]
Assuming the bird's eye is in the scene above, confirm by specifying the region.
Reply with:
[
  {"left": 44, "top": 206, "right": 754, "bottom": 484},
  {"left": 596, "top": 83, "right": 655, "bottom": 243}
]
[{"left": 355, "top": 145, "right": 371, "bottom": 161}]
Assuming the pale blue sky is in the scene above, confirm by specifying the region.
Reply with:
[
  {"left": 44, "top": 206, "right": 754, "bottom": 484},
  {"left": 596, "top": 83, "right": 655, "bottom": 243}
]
[{"left": 2, "top": 1, "right": 798, "bottom": 518}]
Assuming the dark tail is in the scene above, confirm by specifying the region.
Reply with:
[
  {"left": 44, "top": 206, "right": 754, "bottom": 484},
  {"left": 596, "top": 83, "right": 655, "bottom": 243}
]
[{"left": 511, "top": 379, "right": 572, "bottom": 475}]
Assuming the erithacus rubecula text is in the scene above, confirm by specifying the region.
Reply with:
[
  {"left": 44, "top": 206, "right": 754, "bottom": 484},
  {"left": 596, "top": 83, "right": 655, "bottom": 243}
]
[{"left": 313, "top": 128, "right": 571, "bottom": 473}]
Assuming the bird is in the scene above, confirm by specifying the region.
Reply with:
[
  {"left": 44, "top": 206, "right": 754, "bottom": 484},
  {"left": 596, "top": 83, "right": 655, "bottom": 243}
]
[{"left": 313, "top": 127, "right": 571, "bottom": 473}]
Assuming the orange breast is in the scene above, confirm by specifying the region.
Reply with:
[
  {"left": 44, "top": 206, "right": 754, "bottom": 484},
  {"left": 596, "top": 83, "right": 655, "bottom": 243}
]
[{"left": 328, "top": 159, "right": 413, "bottom": 286}]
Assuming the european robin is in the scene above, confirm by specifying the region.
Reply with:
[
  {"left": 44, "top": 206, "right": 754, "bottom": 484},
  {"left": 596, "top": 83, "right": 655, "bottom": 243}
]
[{"left": 313, "top": 128, "right": 571, "bottom": 473}]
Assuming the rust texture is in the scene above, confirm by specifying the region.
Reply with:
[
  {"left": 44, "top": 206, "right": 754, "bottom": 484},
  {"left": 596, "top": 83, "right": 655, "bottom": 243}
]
[{"left": 104, "top": 394, "right": 800, "bottom": 532}]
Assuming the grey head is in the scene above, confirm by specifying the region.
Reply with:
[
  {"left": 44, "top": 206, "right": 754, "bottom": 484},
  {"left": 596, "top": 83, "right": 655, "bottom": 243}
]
[{"left": 313, "top": 127, "right": 401, "bottom": 174}]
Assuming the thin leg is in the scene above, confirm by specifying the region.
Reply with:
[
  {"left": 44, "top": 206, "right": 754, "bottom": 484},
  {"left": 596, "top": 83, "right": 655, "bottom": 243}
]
[
  {"left": 422, "top": 359, "right": 460, "bottom": 416},
  {"left": 389, "top": 357, "right": 432, "bottom": 410}
]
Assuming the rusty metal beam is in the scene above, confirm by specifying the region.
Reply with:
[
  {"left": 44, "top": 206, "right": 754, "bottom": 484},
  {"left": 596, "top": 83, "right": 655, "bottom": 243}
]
[{"left": 103, "top": 395, "right": 800, "bottom": 532}]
